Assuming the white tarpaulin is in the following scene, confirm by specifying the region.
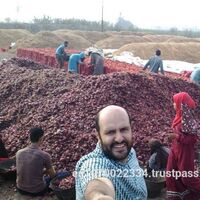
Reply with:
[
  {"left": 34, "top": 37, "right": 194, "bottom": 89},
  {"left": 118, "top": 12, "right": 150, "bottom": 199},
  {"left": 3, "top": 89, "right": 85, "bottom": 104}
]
[{"left": 106, "top": 50, "right": 200, "bottom": 74}]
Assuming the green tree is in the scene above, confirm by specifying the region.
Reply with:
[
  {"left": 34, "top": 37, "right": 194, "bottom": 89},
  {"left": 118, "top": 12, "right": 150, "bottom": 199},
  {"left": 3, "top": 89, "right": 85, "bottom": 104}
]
[{"left": 115, "top": 16, "right": 137, "bottom": 31}]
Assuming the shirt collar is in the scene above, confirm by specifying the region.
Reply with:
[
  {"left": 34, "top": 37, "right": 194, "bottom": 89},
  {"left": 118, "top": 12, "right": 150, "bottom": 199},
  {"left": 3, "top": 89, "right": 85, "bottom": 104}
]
[{"left": 29, "top": 143, "right": 39, "bottom": 149}]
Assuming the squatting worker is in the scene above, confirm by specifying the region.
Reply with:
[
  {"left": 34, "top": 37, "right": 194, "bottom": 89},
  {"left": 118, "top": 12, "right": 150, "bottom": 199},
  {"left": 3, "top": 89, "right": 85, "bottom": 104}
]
[
  {"left": 147, "top": 138, "right": 170, "bottom": 172},
  {"left": 75, "top": 105, "right": 147, "bottom": 200},
  {"left": 143, "top": 49, "right": 164, "bottom": 75},
  {"left": 16, "top": 127, "right": 56, "bottom": 197}
]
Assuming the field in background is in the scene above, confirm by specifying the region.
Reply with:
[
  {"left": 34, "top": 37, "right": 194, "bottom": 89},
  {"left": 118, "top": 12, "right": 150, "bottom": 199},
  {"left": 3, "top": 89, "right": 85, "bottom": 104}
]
[{"left": 1, "top": 29, "right": 200, "bottom": 63}]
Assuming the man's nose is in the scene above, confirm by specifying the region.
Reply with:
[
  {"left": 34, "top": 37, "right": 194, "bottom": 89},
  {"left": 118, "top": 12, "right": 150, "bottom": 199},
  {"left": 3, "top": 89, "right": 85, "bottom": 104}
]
[{"left": 114, "top": 131, "right": 124, "bottom": 143}]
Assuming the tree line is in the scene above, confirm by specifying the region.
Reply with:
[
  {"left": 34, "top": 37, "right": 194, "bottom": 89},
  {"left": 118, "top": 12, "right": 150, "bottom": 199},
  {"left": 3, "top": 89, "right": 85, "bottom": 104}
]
[
  {"left": 1, "top": 16, "right": 200, "bottom": 38},
  {"left": 0, "top": 16, "right": 137, "bottom": 33}
]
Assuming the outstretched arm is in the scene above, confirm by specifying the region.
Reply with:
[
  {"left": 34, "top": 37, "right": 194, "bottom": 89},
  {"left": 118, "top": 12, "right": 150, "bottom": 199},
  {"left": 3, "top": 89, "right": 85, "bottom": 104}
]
[
  {"left": 143, "top": 60, "right": 150, "bottom": 70},
  {"left": 84, "top": 177, "right": 115, "bottom": 200}
]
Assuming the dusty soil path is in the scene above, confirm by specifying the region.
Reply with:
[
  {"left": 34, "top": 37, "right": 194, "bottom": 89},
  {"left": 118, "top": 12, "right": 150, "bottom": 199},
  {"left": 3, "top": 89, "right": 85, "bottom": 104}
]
[{"left": 0, "top": 179, "right": 166, "bottom": 200}]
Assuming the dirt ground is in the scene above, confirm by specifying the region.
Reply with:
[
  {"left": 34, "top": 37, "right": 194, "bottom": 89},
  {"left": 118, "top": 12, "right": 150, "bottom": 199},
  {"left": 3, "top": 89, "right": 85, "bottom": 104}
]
[
  {"left": 0, "top": 179, "right": 166, "bottom": 200},
  {"left": 0, "top": 180, "right": 57, "bottom": 200},
  {"left": 1, "top": 29, "right": 200, "bottom": 62}
]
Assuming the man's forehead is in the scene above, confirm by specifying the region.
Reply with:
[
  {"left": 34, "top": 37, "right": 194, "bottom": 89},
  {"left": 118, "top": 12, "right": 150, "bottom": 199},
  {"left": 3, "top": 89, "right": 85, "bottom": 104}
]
[
  {"left": 99, "top": 110, "right": 129, "bottom": 127},
  {"left": 99, "top": 106, "right": 127, "bottom": 118},
  {"left": 103, "top": 122, "right": 130, "bottom": 130}
]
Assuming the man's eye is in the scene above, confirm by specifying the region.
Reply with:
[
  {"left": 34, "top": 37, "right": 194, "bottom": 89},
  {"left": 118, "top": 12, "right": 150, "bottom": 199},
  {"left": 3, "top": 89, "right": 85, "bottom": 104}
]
[
  {"left": 107, "top": 130, "right": 115, "bottom": 135},
  {"left": 121, "top": 128, "right": 129, "bottom": 132}
]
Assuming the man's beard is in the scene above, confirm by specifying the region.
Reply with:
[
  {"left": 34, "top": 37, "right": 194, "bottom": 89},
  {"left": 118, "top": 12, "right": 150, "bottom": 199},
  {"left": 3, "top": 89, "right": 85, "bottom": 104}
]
[{"left": 99, "top": 137, "right": 132, "bottom": 162}]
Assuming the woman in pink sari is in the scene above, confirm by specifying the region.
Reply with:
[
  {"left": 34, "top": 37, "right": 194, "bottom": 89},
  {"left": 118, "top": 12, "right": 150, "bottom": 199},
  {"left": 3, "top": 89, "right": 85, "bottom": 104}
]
[{"left": 166, "top": 92, "right": 200, "bottom": 200}]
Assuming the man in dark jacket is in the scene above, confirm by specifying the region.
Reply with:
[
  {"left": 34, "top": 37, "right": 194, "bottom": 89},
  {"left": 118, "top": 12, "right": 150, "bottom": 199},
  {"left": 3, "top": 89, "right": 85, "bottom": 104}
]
[{"left": 89, "top": 50, "right": 104, "bottom": 75}]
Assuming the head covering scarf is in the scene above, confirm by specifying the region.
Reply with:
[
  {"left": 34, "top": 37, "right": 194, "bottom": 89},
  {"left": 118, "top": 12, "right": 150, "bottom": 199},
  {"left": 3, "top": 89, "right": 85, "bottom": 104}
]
[{"left": 172, "top": 92, "right": 196, "bottom": 128}]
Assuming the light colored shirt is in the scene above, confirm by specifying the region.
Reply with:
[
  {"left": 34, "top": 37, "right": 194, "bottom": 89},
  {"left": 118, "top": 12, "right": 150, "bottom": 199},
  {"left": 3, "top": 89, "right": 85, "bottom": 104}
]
[
  {"left": 75, "top": 143, "right": 147, "bottom": 200},
  {"left": 144, "top": 55, "right": 164, "bottom": 75},
  {"left": 68, "top": 52, "right": 85, "bottom": 73},
  {"left": 16, "top": 144, "right": 52, "bottom": 193},
  {"left": 56, "top": 44, "right": 65, "bottom": 55},
  {"left": 190, "top": 68, "right": 200, "bottom": 84}
]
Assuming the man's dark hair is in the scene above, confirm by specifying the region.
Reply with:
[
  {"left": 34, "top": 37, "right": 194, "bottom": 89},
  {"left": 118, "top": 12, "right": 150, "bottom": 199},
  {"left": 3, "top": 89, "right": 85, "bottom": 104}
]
[
  {"left": 156, "top": 49, "right": 161, "bottom": 56},
  {"left": 95, "top": 112, "right": 101, "bottom": 133},
  {"left": 64, "top": 41, "right": 68, "bottom": 45},
  {"left": 81, "top": 57, "right": 85, "bottom": 62},
  {"left": 29, "top": 127, "right": 44, "bottom": 143},
  {"left": 95, "top": 109, "right": 131, "bottom": 134}
]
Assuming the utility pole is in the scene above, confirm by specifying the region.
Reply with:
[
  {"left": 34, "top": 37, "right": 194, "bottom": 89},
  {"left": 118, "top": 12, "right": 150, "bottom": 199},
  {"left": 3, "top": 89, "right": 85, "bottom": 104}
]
[
  {"left": 16, "top": 1, "right": 20, "bottom": 22},
  {"left": 101, "top": 0, "right": 104, "bottom": 32}
]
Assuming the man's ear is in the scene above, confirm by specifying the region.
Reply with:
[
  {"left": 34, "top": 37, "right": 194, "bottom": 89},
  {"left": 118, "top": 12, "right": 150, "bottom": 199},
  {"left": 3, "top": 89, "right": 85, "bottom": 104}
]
[
  {"left": 92, "top": 129, "right": 100, "bottom": 141},
  {"left": 39, "top": 136, "right": 44, "bottom": 143}
]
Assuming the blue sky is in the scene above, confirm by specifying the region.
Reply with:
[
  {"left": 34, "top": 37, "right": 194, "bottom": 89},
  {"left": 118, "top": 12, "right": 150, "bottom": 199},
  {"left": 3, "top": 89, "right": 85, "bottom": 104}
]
[{"left": 0, "top": 0, "right": 199, "bottom": 29}]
